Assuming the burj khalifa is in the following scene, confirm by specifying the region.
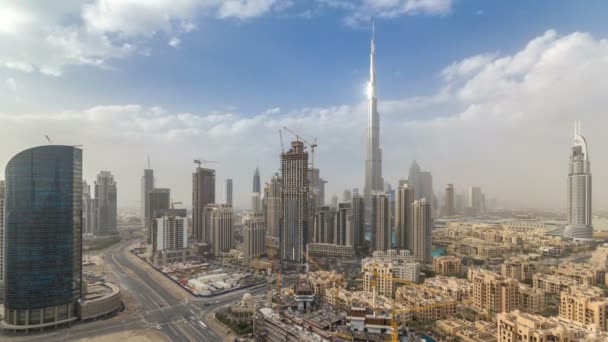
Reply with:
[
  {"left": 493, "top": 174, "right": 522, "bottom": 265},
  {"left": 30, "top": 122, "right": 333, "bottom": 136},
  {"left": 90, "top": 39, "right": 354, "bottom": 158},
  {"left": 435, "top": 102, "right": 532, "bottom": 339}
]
[{"left": 364, "top": 23, "right": 383, "bottom": 223}]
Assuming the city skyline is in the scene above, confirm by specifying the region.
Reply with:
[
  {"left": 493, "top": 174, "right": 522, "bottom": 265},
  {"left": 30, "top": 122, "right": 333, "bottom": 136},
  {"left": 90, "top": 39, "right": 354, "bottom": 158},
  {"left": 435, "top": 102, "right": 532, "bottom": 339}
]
[{"left": 2, "top": 2, "right": 608, "bottom": 211}]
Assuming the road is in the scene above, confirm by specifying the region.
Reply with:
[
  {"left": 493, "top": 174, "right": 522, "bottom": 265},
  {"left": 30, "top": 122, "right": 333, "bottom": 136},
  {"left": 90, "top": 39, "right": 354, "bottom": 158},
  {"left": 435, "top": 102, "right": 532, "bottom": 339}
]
[{"left": 2, "top": 236, "right": 264, "bottom": 342}]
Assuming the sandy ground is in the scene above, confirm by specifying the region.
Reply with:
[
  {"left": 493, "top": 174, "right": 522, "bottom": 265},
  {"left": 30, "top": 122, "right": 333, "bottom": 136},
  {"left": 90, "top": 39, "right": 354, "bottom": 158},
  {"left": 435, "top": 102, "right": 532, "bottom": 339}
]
[{"left": 75, "top": 329, "right": 169, "bottom": 342}]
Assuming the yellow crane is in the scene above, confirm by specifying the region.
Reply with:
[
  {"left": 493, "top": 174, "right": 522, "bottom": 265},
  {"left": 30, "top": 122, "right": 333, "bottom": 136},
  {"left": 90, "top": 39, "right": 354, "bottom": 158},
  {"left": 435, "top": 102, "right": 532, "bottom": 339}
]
[{"left": 193, "top": 159, "right": 217, "bottom": 168}]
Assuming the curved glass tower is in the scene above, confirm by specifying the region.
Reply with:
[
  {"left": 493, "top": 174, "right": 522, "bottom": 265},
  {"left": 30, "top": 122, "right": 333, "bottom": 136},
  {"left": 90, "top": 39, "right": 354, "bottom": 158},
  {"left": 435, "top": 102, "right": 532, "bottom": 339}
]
[
  {"left": 564, "top": 121, "right": 592, "bottom": 240},
  {"left": 2, "top": 145, "right": 82, "bottom": 330}
]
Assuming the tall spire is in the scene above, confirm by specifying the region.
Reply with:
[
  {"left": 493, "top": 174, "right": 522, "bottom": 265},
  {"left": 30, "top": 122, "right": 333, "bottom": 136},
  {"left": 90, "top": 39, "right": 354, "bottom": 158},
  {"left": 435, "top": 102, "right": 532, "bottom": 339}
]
[{"left": 368, "top": 20, "right": 376, "bottom": 99}]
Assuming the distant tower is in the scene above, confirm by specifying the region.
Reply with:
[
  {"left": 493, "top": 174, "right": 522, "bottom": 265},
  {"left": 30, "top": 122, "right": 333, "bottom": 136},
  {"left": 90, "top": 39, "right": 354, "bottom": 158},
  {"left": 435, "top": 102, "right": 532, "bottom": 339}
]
[
  {"left": 193, "top": 166, "right": 215, "bottom": 242},
  {"left": 364, "top": 21, "right": 384, "bottom": 223},
  {"left": 280, "top": 141, "right": 309, "bottom": 263},
  {"left": 372, "top": 193, "right": 390, "bottom": 252},
  {"left": 467, "top": 186, "right": 483, "bottom": 217},
  {"left": 395, "top": 182, "right": 414, "bottom": 251},
  {"left": 147, "top": 188, "right": 170, "bottom": 244},
  {"left": 141, "top": 158, "right": 154, "bottom": 227},
  {"left": 314, "top": 206, "right": 335, "bottom": 244},
  {"left": 0, "top": 180, "right": 4, "bottom": 295},
  {"left": 252, "top": 167, "right": 261, "bottom": 213},
  {"left": 412, "top": 199, "right": 432, "bottom": 263},
  {"left": 336, "top": 202, "right": 353, "bottom": 246},
  {"left": 444, "top": 184, "right": 455, "bottom": 217},
  {"left": 225, "top": 178, "right": 233, "bottom": 206},
  {"left": 408, "top": 161, "right": 421, "bottom": 198},
  {"left": 3, "top": 146, "right": 83, "bottom": 330},
  {"left": 343, "top": 189, "right": 352, "bottom": 203},
  {"left": 95, "top": 171, "right": 117, "bottom": 235},
  {"left": 82, "top": 180, "right": 94, "bottom": 237},
  {"left": 564, "top": 121, "right": 592, "bottom": 239},
  {"left": 351, "top": 193, "right": 365, "bottom": 254},
  {"left": 331, "top": 194, "right": 338, "bottom": 209}
]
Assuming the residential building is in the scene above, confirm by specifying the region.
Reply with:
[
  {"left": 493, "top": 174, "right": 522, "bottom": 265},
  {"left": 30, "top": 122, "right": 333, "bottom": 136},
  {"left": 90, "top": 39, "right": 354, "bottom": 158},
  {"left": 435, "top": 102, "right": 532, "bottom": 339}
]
[
  {"left": 423, "top": 276, "right": 472, "bottom": 302},
  {"left": 0, "top": 180, "right": 4, "bottom": 301},
  {"left": 372, "top": 193, "right": 390, "bottom": 252},
  {"left": 243, "top": 212, "right": 266, "bottom": 262},
  {"left": 280, "top": 141, "right": 309, "bottom": 263},
  {"left": 2, "top": 146, "right": 83, "bottom": 331},
  {"left": 433, "top": 255, "right": 462, "bottom": 276},
  {"left": 152, "top": 209, "right": 188, "bottom": 263},
  {"left": 559, "top": 285, "right": 608, "bottom": 331},
  {"left": 306, "top": 243, "right": 356, "bottom": 258},
  {"left": 141, "top": 167, "right": 154, "bottom": 227},
  {"left": 95, "top": 171, "right": 117, "bottom": 234},
  {"left": 82, "top": 180, "right": 95, "bottom": 237},
  {"left": 192, "top": 166, "right": 215, "bottom": 242},
  {"left": 444, "top": 183, "right": 455, "bottom": 217},
  {"left": 225, "top": 178, "right": 233, "bottom": 206},
  {"left": 207, "top": 204, "right": 233, "bottom": 256},
  {"left": 412, "top": 198, "right": 432, "bottom": 263},
  {"left": 497, "top": 310, "right": 608, "bottom": 342},
  {"left": 467, "top": 186, "right": 483, "bottom": 217},
  {"left": 394, "top": 182, "right": 414, "bottom": 251},
  {"left": 533, "top": 273, "right": 576, "bottom": 295},
  {"left": 469, "top": 268, "right": 519, "bottom": 314},
  {"left": 314, "top": 206, "right": 335, "bottom": 244},
  {"left": 336, "top": 202, "right": 352, "bottom": 246},
  {"left": 501, "top": 257, "right": 537, "bottom": 281},
  {"left": 519, "top": 284, "right": 545, "bottom": 314},
  {"left": 590, "top": 243, "right": 608, "bottom": 269},
  {"left": 265, "top": 174, "right": 281, "bottom": 255},
  {"left": 147, "top": 188, "right": 170, "bottom": 244},
  {"left": 351, "top": 193, "right": 365, "bottom": 253}
]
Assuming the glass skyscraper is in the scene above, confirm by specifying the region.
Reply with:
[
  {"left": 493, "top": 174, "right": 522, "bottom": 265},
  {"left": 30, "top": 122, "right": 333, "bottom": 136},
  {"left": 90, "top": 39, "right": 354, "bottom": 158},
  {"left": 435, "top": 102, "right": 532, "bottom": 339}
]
[{"left": 2, "top": 145, "right": 82, "bottom": 330}]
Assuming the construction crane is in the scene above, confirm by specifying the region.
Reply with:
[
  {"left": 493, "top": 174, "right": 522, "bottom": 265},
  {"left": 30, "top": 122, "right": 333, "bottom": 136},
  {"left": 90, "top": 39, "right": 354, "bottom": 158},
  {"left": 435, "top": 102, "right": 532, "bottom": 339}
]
[
  {"left": 278, "top": 129, "right": 284, "bottom": 153},
  {"left": 45, "top": 135, "right": 52, "bottom": 145},
  {"left": 170, "top": 201, "right": 182, "bottom": 210},
  {"left": 193, "top": 159, "right": 217, "bottom": 168},
  {"left": 282, "top": 126, "right": 318, "bottom": 172}
]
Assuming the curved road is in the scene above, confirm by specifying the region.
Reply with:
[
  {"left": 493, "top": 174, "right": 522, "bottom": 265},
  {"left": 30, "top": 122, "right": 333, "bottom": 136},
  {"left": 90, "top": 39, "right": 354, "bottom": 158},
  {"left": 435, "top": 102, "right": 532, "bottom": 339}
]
[{"left": 2, "top": 236, "right": 264, "bottom": 342}]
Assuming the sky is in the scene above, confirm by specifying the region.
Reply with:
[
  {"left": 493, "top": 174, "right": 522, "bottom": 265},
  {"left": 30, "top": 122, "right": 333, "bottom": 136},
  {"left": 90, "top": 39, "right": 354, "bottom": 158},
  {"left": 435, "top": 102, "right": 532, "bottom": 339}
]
[{"left": 2, "top": 0, "right": 608, "bottom": 211}]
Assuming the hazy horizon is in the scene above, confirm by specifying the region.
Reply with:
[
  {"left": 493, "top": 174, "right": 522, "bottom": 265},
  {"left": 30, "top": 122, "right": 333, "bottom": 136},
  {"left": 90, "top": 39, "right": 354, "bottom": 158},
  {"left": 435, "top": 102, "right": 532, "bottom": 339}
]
[{"left": 2, "top": 1, "right": 608, "bottom": 212}]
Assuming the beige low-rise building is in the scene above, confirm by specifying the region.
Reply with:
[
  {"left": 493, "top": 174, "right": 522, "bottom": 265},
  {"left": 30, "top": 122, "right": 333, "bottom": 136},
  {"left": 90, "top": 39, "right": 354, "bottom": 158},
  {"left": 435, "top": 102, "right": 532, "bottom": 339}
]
[
  {"left": 436, "top": 319, "right": 497, "bottom": 342},
  {"left": 532, "top": 273, "right": 575, "bottom": 294},
  {"left": 433, "top": 255, "right": 462, "bottom": 276},
  {"left": 394, "top": 285, "right": 456, "bottom": 320},
  {"left": 501, "top": 257, "right": 537, "bottom": 281},
  {"left": 423, "top": 276, "right": 472, "bottom": 301},
  {"left": 497, "top": 310, "right": 608, "bottom": 342},
  {"left": 559, "top": 285, "right": 608, "bottom": 331},
  {"left": 519, "top": 284, "right": 545, "bottom": 314},
  {"left": 469, "top": 268, "right": 519, "bottom": 314},
  {"left": 77, "top": 281, "right": 122, "bottom": 322},
  {"left": 551, "top": 262, "right": 604, "bottom": 286},
  {"left": 591, "top": 243, "right": 608, "bottom": 269},
  {"left": 362, "top": 260, "right": 420, "bottom": 298}
]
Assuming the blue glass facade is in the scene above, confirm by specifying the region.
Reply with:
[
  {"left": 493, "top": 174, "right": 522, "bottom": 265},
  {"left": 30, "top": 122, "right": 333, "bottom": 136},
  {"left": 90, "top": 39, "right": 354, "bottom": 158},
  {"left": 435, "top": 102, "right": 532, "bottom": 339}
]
[{"left": 3, "top": 145, "right": 82, "bottom": 327}]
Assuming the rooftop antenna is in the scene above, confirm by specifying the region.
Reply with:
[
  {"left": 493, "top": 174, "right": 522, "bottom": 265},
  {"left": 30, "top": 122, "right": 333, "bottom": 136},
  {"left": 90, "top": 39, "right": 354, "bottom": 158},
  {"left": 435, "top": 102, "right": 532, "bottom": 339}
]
[
  {"left": 147, "top": 155, "right": 151, "bottom": 169},
  {"left": 45, "top": 135, "right": 52, "bottom": 145}
]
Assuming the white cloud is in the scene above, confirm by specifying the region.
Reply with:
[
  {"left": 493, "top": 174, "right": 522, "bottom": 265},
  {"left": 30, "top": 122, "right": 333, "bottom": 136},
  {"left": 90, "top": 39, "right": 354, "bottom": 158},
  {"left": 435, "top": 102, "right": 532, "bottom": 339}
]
[
  {"left": 318, "top": 0, "right": 453, "bottom": 25},
  {"left": 5, "top": 78, "right": 17, "bottom": 92},
  {"left": 168, "top": 37, "right": 182, "bottom": 48},
  {"left": 2, "top": 29, "right": 608, "bottom": 213},
  {"left": 0, "top": 0, "right": 290, "bottom": 76}
]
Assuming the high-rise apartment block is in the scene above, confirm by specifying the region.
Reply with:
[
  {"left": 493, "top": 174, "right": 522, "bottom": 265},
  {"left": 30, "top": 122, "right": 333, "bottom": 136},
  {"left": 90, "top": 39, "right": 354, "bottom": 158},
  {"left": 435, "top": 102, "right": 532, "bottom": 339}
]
[
  {"left": 467, "top": 186, "right": 483, "bottom": 217},
  {"left": 559, "top": 285, "right": 608, "bottom": 331},
  {"left": 280, "top": 141, "right": 309, "bottom": 263},
  {"left": 225, "top": 178, "right": 233, "bottom": 206},
  {"left": 0, "top": 180, "right": 4, "bottom": 299},
  {"left": 147, "top": 188, "right": 170, "bottom": 244},
  {"left": 3, "top": 146, "right": 83, "bottom": 330},
  {"left": 336, "top": 203, "right": 353, "bottom": 246},
  {"left": 141, "top": 167, "right": 154, "bottom": 227},
  {"left": 444, "top": 184, "right": 454, "bottom": 217},
  {"left": 152, "top": 209, "right": 188, "bottom": 255},
  {"left": 372, "top": 193, "right": 390, "bottom": 252},
  {"left": 469, "top": 268, "right": 519, "bottom": 314},
  {"left": 243, "top": 212, "right": 266, "bottom": 262},
  {"left": 314, "top": 206, "right": 335, "bottom": 244},
  {"left": 265, "top": 174, "right": 281, "bottom": 254},
  {"left": 206, "top": 204, "right": 233, "bottom": 256},
  {"left": 351, "top": 193, "right": 365, "bottom": 253},
  {"left": 82, "top": 181, "right": 95, "bottom": 237},
  {"left": 192, "top": 167, "right": 215, "bottom": 242},
  {"left": 95, "top": 171, "right": 117, "bottom": 234},
  {"left": 395, "top": 183, "right": 414, "bottom": 251},
  {"left": 412, "top": 199, "right": 432, "bottom": 263},
  {"left": 564, "top": 121, "right": 593, "bottom": 239}
]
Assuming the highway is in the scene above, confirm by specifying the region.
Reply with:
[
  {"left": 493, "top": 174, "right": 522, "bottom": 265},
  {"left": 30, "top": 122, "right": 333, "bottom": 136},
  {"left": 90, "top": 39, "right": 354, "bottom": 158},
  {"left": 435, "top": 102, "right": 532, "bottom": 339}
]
[{"left": 1, "top": 235, "right": 264, "bottom": 342}]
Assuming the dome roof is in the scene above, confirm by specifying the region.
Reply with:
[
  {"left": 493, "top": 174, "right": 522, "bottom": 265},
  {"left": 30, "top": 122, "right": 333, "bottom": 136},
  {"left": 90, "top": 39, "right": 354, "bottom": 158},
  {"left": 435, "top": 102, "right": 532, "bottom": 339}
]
[{"left": 242, "top": 292, "right": 253, "bottom": 302}]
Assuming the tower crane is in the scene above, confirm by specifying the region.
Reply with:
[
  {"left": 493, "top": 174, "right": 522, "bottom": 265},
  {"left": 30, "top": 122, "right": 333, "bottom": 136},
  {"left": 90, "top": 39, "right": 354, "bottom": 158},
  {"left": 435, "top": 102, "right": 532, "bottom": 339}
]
[
  {"left": 169, "top": 202, "right": 182, "bottom": 219},
  {"left": 193, "top": 159, "right": 217, "bottom": 168},
  {"left": 282, "top": 126, "right": 318, "bottom": 171},
  {"left": 278, "top": 129, "right": 285, "bottom": 153}
]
